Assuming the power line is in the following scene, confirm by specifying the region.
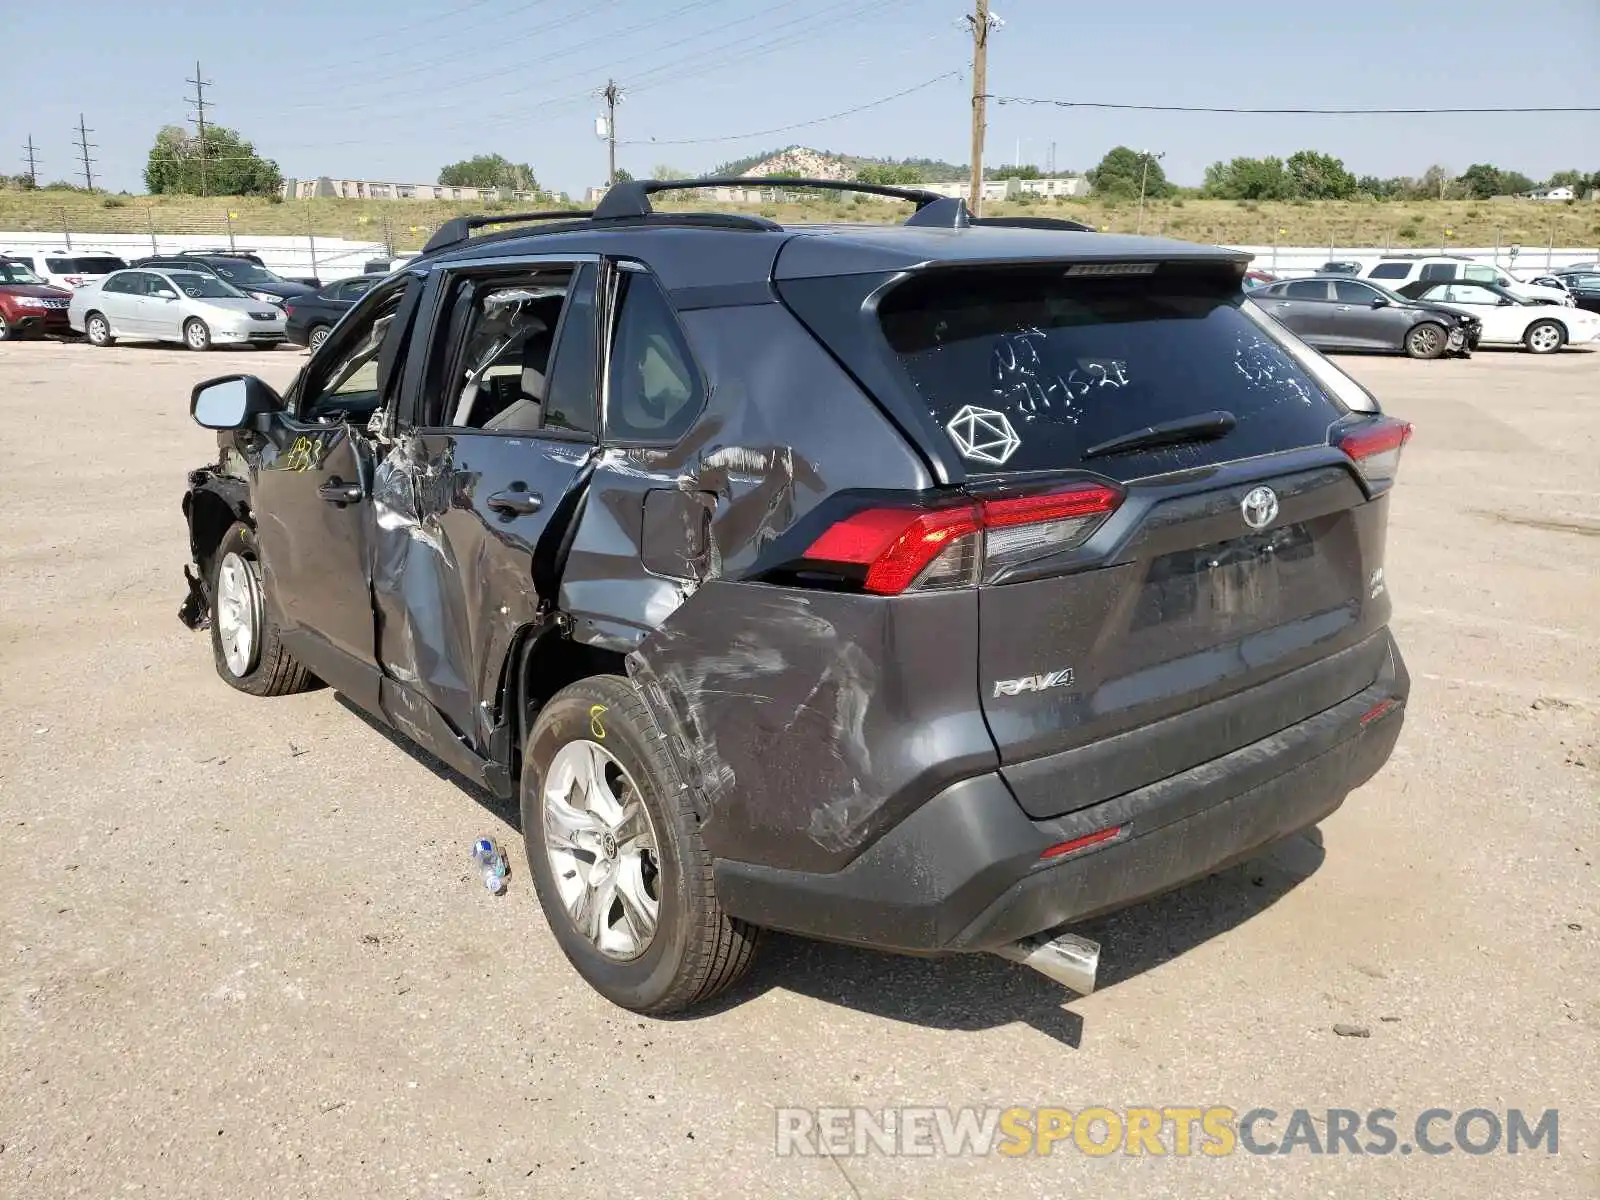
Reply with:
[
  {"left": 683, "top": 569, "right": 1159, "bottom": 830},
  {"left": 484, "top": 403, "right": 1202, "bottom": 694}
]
[
  {"left": 22, "top": 136, "right": 39, "bottom": 188},
  {"left": 990, "top": 95, "right": 1600, "bottom": 115},
  {"left": 617, "top": 72, "right": 960, "bottom": 147},
  {"left": 73, "top": 115, "right": 96, "bottom": 191},
  {"left": 186, "top": 60, "right": 214, "bottom": 195}
]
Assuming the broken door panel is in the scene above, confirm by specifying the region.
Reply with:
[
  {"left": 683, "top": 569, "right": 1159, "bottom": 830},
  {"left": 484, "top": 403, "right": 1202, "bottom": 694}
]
[{"left": 370, "top": 430, "right": 591, "bottom": 749}]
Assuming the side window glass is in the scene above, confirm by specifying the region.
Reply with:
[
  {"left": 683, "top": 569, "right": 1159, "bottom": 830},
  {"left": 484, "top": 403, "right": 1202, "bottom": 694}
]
[
  {"left": 1419, "top": 263, "right": 1455, "bottom": 281},
  {"left": 302, "top": 292, "right": 409, "bottom": 422},
  {"left": 1462, "top": 265, "right": 1497, "bottom": 282},
  {"left": 1333, "top": 280, "right": 1374, "bottom": 303},
  {"left": 434, "top": 269, "right": 576, "bottom": 431},
  {"left": 604, "top": 269, "right": 704, "bottom": 443},
  {"left": 539, "top": 265, "right": 599, "bottom": 435},
  {"left": 1285, "top": 280, "right": 1328, "bottom": 300}
]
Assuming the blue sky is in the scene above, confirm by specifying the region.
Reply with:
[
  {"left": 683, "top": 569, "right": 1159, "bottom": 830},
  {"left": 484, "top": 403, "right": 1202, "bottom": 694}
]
[{"left": 4, "top": 0, "right": 1596, "bottom": 196}]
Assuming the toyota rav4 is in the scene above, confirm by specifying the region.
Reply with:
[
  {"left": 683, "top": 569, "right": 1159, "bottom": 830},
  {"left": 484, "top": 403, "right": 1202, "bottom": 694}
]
[{"left": 178, "top": 179, "right": 1410, "bottom": 1014}]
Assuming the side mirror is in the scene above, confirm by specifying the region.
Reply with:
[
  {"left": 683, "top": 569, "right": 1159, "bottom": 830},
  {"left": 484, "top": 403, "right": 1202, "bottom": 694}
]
[
  {"left": 1498, "top": 297, "right": 1515, "bottom": 306},
  {"left": 1370, "top": 297, "right": 1389, "bottom": 308},
  {"left": 191, "top": 375, "right": 283, "bottom": 430}
]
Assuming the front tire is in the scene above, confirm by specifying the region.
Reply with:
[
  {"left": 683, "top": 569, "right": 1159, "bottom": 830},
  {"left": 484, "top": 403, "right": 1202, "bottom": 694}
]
[
  {"left": 184, "top": 318, "right": 213, "bottom": 352},
  {"left": 0, "top": 313, "right": 12, "bottom": 341},
  {"left": 521, "top": 676, "right": 760, "bottom": 1014},
  {"left": 1524, "top": 319, "right": 1565, "bottom": 355},
  {"left": 84, "top": 312, "right": 114, "bottom": 347},
  {"left": 208, "top": 522, "right": 313, "bottom": 696},
  {"left": 1404, "top": 322, "right": 1447, "bottom": 359}
]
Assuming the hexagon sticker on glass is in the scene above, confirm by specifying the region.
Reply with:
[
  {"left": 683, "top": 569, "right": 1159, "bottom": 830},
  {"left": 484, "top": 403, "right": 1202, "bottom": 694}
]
[{"left": 946, "top": 405, "right": 1021, "bottom": 466}]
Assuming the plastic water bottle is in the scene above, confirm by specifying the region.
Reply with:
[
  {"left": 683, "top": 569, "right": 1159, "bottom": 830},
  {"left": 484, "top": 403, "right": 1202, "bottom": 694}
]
[{"left": 472, "top": 837, "right": 508, "bottom": 894}]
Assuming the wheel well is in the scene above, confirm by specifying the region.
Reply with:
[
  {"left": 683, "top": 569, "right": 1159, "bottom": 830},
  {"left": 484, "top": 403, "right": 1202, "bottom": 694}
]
[
  {"left": 499, "top": 628, "right": 628, "bottom": 781},
  {"left": 185, "top": 486, "right": 247, "bottom": 579}
]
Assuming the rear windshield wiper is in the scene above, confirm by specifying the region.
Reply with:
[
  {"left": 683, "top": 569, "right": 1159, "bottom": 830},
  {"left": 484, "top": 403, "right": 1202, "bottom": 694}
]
[{"left": 1081, "top": 410, "right": 1237, "bottom": 460}]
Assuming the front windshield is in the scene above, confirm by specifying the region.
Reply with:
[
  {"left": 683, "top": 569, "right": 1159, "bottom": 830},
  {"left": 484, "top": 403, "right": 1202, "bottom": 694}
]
[
  {"left": 209, "top": 260, "right": 284, "bottom": 286},
  {"left": 166, "top": 270, "right": 246, "bottom": 299},
  {"left": 0, "top": 260, "right": 45, "bottom": 285}
]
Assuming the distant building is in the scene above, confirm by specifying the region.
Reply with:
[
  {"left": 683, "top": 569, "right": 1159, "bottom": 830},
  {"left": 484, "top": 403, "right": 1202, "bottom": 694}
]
[
  {"left": 1529, "top": 186, "right": 1576, "bottom": 202},
  {"left": 584, "top": 175, "right": 1089, "bottom": 206},
  {"left": 281, "top": 177, "right": 539, "bottom": 202}
]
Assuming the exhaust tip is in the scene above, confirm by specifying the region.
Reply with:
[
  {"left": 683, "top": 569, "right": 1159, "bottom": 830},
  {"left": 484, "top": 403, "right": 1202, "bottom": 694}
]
[{"left": 995, "top": 931, "right": 1099, "bottom": 996}]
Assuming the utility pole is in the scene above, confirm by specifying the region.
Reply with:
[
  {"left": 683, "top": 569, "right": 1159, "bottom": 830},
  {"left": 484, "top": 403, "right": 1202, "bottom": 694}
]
[
  {"left": 21, "top": 136, "right": 39, "bottom": 188},
  {"left": 186, "top": 60, "right": 213, "bottom": 196},
  {"left": 74, "top": 115, "right": 96, "bottom": 192},
  {"left": 1136, "top": 150, "right": 1165, "bottom": 235},
  {"left": 965, "top": 1, "right": 992, "bottom": 212},
  {"left": 600, "top": 79, "right": 622, "bottom": 186}
]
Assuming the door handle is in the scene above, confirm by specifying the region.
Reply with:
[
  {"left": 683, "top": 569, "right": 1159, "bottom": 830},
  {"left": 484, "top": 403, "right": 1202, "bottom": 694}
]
[
  {"left": 318, "top": 478, "right": 363, "bottom": 505},
  {"left": 487, "top": 487, "right": 542, "bottom": 517}
]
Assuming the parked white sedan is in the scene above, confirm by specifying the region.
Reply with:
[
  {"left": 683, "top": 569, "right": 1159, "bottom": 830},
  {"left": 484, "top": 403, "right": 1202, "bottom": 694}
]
[
  {"left": 68, "top": 267, "right": 287, "bottom": 351},
  {"left": 1395, "top": 280, "right": 1600, "bottom": 354}
]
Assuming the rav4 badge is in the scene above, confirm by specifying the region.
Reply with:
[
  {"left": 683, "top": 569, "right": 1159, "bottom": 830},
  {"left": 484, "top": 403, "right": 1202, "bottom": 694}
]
[{"left": 993, "top": 668, "right": 1075, "bottom": 698}]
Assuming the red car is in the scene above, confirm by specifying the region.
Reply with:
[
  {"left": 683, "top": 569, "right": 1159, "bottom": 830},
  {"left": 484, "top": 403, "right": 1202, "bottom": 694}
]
[
  {"left": 1243, "top": 269, "right": 1279, "bottom": 290},
  {"left": 0, "top": 257, "right": 73, "bottom": 339}
]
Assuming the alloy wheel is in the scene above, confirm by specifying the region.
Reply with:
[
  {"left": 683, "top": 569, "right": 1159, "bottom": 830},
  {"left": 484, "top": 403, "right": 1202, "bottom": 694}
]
[
  {"left": 309, "top": 327, "right": 330, "bottom": 352},
  {"left": 1528, "top": 324, "right": 1561, "bottom": 353},
  {"left": 214, "top": 551, "right": 261, "bottom": 677},
  {"left": 543, "top": 739, "right": 662, "bottom": 961},
  {"left": 186, "top": 321, "right": 209, "bottom": 350},
  {"left": 1409, "top": 325, "right": 1442, "bottom": 357}
]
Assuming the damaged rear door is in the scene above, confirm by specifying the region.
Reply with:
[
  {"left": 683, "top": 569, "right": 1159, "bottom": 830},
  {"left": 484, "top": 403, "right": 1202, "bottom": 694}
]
[
  {"left": 252, "top": 276, "right": 423, "bottom": 708},
  {"left": 373, "top": 257, "right": 601, "bottom": 752}
]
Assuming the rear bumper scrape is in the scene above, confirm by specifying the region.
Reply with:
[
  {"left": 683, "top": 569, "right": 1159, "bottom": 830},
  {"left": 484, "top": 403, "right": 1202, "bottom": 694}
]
[{"left": 712, "top": 633, "right": 1408, "bottom": 953}]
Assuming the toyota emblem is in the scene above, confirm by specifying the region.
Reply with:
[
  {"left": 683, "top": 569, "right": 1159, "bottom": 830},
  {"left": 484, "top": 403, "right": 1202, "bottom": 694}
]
[{"left": 1240, "top": 486, "right": 1279, "bottom": 530}]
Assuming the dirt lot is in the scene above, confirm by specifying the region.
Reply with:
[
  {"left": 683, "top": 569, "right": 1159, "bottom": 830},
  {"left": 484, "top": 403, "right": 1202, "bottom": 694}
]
[{"left": 1, "top": 340, "right": 1596, "bottom": 1199}]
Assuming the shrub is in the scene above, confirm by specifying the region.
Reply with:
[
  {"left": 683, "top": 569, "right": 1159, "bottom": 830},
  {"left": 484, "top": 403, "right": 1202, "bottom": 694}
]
[{"left": 101, "top": 195, "right": 126, "bottom": 209}]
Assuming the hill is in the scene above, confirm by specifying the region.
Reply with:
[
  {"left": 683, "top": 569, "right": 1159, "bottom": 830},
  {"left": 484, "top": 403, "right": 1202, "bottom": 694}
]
[{"left": 712, "top": 146, "right": 967, "bottom": 182}]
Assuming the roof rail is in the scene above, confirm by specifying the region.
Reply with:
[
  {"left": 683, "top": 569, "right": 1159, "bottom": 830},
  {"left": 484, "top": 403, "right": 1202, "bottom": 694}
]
[
  {"left": 422, "top": 209, "right": 594, "bottom": 255},
  {"left": 592, "top": 176, "right": 945, "bottom": 220},
  {"left": 971, "top": 216, "right": 1096, "bottom": 233}
]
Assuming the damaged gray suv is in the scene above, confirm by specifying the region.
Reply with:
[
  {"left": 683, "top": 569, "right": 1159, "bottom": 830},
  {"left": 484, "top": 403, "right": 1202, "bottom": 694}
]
[{"left": 180, "top": 179, "right": 1410, "bottom": 1014}]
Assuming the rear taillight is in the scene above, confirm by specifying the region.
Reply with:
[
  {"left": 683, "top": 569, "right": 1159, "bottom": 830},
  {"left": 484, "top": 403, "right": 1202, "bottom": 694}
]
[
  {"left": 802, "top": 483, "right": 1122, "bottom": 595},
  {"left": 1336, "top": 417, "right": 1412, "bottom": 484},
  {"left": 282, "top": 303, "right": 296, "bottom": 317}
]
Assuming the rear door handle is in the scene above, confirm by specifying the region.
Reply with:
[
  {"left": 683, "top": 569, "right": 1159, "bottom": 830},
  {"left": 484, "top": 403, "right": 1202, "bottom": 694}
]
[
  {"left": 318, "top": 478, "right": 363, "bottom": 505},
  {"left": 487, "top": 487, "right": 542, "bottom": 517}
]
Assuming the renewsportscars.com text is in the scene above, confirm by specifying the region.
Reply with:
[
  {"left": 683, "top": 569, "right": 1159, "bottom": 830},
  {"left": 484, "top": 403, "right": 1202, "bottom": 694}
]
[{"left": 775, "top": 1106, "right": 1559, "bottom": 1158}]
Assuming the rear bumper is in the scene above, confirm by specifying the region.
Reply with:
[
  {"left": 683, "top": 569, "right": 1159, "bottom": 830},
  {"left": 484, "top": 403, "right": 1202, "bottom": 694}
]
[{"left": 714, "top": 632, "right": 1408, "bottom": 953}]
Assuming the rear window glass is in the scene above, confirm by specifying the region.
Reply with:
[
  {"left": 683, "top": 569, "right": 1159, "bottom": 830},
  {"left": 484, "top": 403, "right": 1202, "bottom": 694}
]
[
  {"left": 45, "top": 256, "right": 126, "bottom": 274},
  {"left": 877, "top": 268, "right": 1346, "bottom": 475},
  {"left": 1369, "top": 263, "right": 1410, "bottom": 279}
]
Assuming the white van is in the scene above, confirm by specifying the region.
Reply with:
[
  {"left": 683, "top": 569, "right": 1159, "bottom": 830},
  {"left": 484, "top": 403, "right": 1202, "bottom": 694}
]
[
  {"left": 1363, "top": 256, "right": 1572, "bottom": 306},
  {"left": 1, "top": 249, "right": 129, "bottom": 290}
]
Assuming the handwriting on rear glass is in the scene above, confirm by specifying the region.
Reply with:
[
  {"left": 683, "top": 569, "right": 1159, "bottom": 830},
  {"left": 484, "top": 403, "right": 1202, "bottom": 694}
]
[{"left": 990, "top": 331, "right": 1128, "bottom": 424}]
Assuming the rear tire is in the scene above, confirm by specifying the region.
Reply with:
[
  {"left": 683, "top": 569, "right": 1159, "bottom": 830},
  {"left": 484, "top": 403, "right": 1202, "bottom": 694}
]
[
  {"left": 521, "top": 675, "right": 760, "bottom": 1014},
  {"left": 208, "top": 522, "right": 314, "bottom": 696},
  {"left": 308, "top": 324, "right": 331, "bottom": 353},
  {"left": 85, "top": 312, "right": 114, "bottom": 346},
  {"left": 184, "top": 318, "right": 213, "bottom": 352},
  {"left": 1404, "top": 322, "right": 1447, "bottom": 359},
  {"left": 1524, "top": 319, "right": 1564, "bottom": 355}
]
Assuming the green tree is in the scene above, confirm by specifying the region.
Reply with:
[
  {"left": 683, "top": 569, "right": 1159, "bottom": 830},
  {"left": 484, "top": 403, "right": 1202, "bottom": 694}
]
[
  {"left": 983, "top": 163, "right": 1042, "bottom": 180},
  {"left": 1203, "top": 156, "right": 1288, "bottom": 200},
  {"left": 856, "top": 162, "right": 925, "bottom": 185},
  {"left": 144, "top": 125, "right": 283, "bottom": 196},
  {"left": 1543, "top": 168, "right": 1592, "bottom": 192},
  {"left": 1284, "top": 150, "right": 1357, "bottom": 199},
  {"left": 437, "top": 153, "right": 538, "bottom": 192},
  {"left": 611, "top": 167, "right": 634, "bottom": 183},
  {"left": 1087, "top": 147, "right": 1171, "bottom": 199}
]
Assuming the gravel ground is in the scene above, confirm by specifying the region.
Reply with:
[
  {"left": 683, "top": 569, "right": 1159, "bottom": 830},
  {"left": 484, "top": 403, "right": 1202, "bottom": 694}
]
[{"left": 1, "top": 340, "right": 1596, "bottom": 1199}]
